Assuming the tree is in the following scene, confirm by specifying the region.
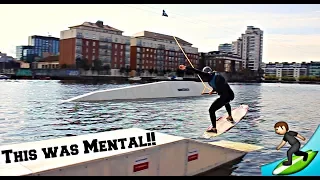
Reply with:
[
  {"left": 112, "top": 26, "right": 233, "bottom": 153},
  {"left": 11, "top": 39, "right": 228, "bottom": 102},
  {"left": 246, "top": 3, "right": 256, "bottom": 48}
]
[
  {"left": 93, "top": 59, "right": 103, "bottom": 71},
  {"left": 82, "top": 58, "right": 91, "bottom": 71},
  {"left": 60, "top": 64, "right": 67, "bottom": 69},
  {"left": 154, "top": 69, "right": 158, "bottom": 75},
  {"left": 162, "top": 69, "right": 167, "bottom": 75},
  {"left": 167, "top": 69, "right": 172, "bottom": 73},
  {"left": 119, "top": 67, "right": 126, "bottom": 74},
  {"left": 75, "top": 58, "right": 82, "bottom": 69},
  {"left": 125, "top": 65, "right": 130, "bottom": 74},
  {"left": 148, "top": 68, "right": 154, "bottom": 75}
]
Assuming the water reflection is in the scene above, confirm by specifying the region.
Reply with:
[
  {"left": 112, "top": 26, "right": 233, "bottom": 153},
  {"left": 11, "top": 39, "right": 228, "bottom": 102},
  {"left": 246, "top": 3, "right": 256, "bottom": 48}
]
[{"left": 0, "top": 80, "right": 319, "bottom": 176}]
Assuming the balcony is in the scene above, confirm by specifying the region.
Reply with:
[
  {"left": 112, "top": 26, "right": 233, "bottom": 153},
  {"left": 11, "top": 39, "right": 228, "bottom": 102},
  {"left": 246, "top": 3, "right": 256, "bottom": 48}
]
[
  {"left": 76, "top": 34, "right": 83, "bottom": 38},
  {"left": 76, "top": 42, "right": 82, "bottom": 46},
  {"left": 157, "top": 44, "right": 165, "bottom": 49},
  {"left": 99, "top": 45, "right": 112, "bottom": 50},
  {"left": 125, "top": 41, "right": 130, "bottom": 45},
  {"left": 99, "top": 37, "right": 112, "bottom": 42},
  {"left": 76, "top": 49, "right": 82, "bottom": 53}
]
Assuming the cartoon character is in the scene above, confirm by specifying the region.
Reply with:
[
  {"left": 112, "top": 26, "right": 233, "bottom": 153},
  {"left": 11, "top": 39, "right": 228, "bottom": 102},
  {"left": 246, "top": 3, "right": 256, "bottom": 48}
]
[{"left": 274, "top": 121, "right": 308, "bottom": 166}]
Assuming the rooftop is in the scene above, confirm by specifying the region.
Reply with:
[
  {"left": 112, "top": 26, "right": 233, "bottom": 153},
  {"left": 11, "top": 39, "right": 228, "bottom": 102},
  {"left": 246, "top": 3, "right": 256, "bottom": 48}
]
[
  {"left": 133, "top": 31, "right": 192, "bottom": 46},
  {"left": 37, "top": 55, "right": 59, "bottom": 62},
  {"left": 69, "top": 21, "right": 123, "bottom": 33},
  {"left": 30, "top": 35, "right": 59, "bottom": 40}
]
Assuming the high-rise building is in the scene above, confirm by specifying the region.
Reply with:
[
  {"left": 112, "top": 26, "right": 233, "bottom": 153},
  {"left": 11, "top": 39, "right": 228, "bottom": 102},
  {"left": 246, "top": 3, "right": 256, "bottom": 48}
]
[
  {"left": 59, "top": 20, "right": 131, "bottom": 69},
  {"left": 218, "top": 43, "right": 232, "bottom": 53},
  {"left": 231, "top": 38, "right": 242, "bottom": 57},
  {"left": 28, "top": 35, "right": 60, "bottom": 57},
  {"left": 130, "top": 31, "right": 198, "bottom": 72},
  {"left": 15, "top": 45, "right": 35, "bottom": 61},
  {"left": 241, "top": 26, "right": 263, "bottom": 70}
]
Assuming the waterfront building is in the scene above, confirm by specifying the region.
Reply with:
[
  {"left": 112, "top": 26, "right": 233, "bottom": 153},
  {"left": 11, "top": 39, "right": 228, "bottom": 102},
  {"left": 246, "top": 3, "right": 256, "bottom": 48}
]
[
  {"left": 241, "top": 26, "right": 264, "bottom": 70},
  {"left": 16, "top": 45, "right": 35, "bottom": 61},
  {"left": 308, "top": 61, "right": 320, "bottom": 77},
  {"left": 199, "top": 51, "right": 243, "bottom": 73},
  {"left": 59, "top": 20, "right": 131, "bottom": 70},
  {"left": 218, "top": 43, "right": 232, "bottom": 53},
  {"left": 231, "top": 38, "right": 243, "bottom": 57},
  {"left": 28, "top": 35, "right": 60, "bottom": 57},
  {"left": 262, "top": 62, "right": 308, "bottom": 79},
  {"left": 130, "top": 31, "right": 199, "bottom": 72}
]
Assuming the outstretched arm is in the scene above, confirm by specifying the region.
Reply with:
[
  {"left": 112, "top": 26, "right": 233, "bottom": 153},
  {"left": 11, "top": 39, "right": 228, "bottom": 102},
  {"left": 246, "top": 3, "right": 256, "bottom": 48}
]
[{"left": 185, "top": 66, "right": 212, "bottom": 78}]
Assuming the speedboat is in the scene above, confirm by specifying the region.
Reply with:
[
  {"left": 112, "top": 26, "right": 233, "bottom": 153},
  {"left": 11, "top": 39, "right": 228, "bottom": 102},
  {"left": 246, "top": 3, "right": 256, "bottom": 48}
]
[{"left": 0, "top": 75, "right": 9, "bottom": 80}]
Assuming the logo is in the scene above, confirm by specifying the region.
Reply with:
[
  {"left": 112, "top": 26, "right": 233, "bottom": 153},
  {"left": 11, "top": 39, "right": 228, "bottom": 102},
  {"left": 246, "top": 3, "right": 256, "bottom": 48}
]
[{"left": 177, "top": 88, "right": 190, "bottom": 91}]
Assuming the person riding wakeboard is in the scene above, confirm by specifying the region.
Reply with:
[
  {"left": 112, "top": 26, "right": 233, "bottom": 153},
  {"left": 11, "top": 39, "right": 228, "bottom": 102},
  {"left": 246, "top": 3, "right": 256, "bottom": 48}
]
[{"left": 179, "top": 65, "right": 235, "bottom": 134}]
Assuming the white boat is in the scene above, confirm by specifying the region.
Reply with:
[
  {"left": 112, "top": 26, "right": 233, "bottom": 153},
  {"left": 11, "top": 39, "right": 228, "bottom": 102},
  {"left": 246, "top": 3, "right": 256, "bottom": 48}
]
[
  {"left": 63, "top": 81, "right": 211, "bottom": 102},
  {"left": 0, "top": 75, "right": 9, "bottom": 80},
  {"left": 128, "top": 77, "right": 142, "bottom": 81}
]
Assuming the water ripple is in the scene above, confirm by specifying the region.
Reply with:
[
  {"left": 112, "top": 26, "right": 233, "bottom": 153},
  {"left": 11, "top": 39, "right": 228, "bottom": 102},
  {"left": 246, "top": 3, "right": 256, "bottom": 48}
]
[{"left": 0, "top": 80, "right": 319, "bottom": 175}]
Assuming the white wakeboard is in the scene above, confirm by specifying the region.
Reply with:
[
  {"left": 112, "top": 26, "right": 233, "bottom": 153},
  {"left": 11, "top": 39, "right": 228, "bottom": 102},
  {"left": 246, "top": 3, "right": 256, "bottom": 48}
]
[{"left": 203, "top": 104, "right": 249, "bottom": 138}]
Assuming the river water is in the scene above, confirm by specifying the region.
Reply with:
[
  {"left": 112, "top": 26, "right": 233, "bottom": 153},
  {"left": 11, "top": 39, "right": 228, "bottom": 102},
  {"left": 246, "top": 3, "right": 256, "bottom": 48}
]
[{"left": 0, "top": 80, "right": 319, "bottom": 176}]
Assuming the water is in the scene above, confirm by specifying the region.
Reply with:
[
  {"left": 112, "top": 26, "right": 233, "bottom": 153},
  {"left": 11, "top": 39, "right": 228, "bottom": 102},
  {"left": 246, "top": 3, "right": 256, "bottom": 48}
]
[{"left": 0, "top": 80, "right": 319, "bottom": 176}]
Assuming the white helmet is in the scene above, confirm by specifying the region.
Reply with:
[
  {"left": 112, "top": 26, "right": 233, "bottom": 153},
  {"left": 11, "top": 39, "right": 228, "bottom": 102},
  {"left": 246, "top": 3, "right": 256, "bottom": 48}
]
[{"left": 202, "top": 66, "right": 213, "bottom": 73}]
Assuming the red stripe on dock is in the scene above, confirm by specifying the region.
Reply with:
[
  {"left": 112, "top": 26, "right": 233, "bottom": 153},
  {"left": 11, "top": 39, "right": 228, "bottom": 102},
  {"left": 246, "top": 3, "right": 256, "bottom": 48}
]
[
  {"left": 133, "top": 162, "right": 149, "bottom": 172},
  {"left": 188, "top": 154, "right": 198, "bottom": 162}
]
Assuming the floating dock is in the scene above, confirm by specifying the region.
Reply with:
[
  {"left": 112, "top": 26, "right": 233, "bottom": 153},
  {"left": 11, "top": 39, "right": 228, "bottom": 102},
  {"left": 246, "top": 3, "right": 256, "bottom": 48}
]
[
  {"left": 63, "top": 81, "right": 211, "bottom": 102},
  {"left": 0, "top": 128, "right": 262, "bottom": 176}
]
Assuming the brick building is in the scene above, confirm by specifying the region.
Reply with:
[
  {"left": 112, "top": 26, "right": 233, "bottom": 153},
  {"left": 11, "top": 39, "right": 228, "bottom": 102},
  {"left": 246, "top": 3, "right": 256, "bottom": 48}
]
[
  {"left": 130, "top": 31, "right": 199, "bottom": 72},
  {"left": 59, "top": 21, "right": 131, "bottom": 69},
  {"left": 199, "top": 51, "right": 243, "bottom": 73}
]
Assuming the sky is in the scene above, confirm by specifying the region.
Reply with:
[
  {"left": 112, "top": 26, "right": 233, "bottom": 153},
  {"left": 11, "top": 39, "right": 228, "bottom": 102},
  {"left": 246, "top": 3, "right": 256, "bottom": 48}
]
[{"left": 0, "top": 4, "right": 320, "bottom": 63}]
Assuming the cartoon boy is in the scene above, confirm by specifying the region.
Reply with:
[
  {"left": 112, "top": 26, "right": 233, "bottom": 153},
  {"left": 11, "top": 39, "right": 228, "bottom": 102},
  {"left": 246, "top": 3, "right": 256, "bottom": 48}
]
[{"left": 274, "top": 121, "right": 308, "bottom": 166}]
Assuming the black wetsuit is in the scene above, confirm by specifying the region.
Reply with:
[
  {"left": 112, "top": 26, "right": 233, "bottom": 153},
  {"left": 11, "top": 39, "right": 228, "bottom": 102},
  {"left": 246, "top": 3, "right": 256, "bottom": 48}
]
[
  {"left": 186, "top": 67, "right": 234, "bottom": 129},
  {"left": 282, "top": 131, "right": 308, "bottom": 165}
]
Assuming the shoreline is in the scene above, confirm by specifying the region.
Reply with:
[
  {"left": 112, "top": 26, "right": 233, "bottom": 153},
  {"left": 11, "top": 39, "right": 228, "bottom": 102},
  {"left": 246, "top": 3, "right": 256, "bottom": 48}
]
[{"left": 3, "top": 75, "right": 320, "bottom": 85}]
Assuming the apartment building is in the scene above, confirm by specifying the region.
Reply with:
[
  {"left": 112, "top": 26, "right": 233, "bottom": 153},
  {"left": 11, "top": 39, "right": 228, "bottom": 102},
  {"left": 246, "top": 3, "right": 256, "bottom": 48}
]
[
  {"left": 241, "top": 26, "right": 263, "bottom": 70},
  {"left": 308, "top": 61, "right": 320, "bottom": 77},
  {"left": 262, "top": 62, "right": 308, "bottom": 79},
  {"left": 59, "top": 21, "right": 131, "bottom": 69},
  {"left": 130, "top": 31, "right": 198, "bottom": 72},
  {"left": 199, "top": 51, "right": 243, "bottom": 73},
  {"left": 231, "top": 38, "right": 242, "bottom": 57},
  {"left": 218, "top": 43, "right": 232, "bottom": 53}
]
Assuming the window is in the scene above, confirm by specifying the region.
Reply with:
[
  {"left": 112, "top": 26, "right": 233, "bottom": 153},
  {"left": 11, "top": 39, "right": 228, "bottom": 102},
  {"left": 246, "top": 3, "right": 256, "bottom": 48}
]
[
  {"left": 115, "top": 38, "right": 118, "bottom": 42},
  {"left": 120, "top": 59, "right": 122, "bottom": 62},
  {"left": 151, "top": 49, "right": 153, "bottom": 52},
  {"left": 143, "top": 48, "right": 145, "bottom": 52},
  {"left": 93, "top": 42, "right": 96, "bottom": 46},
  {"left": 93, "top": 34, "right": 96, "bottom": 39},
  {"left": 86, "top": 41, "right": 89, "bottom": 46},
  {"left": 142, "top": 54, "right": 145, "bottom": 58},
  {"left": 121, "top": 45, "right": 123, "bottom": 49},
  {"left": 114, "top": 51, "right": 117, "bottom": 55},
  {"left": 86, "top": 55, "right": 88, "bottom": 59},
  {"left": 146, "top": 48, "right": 149, "bottom": 51},
  {"left": 115, "top": 44, "right": 117, "bottom": 49},
  {"left": 92, "top": 55, "right": 95, "bottom": 60},
  {"left": 146, "top": 54, "right": 149, "bottom": 58},
  {"left": 115, "top": 57, "right": 117, "bottom": 62},
  {"left": 86, "top": 48, "right": 88, "bottom": 53},
  {"left": 120, "top": 51, "right": 123, "bottom": 56},
  {"left": 114, "top": 64, "right": 117, "bottom": 68},
  {"left": 150, "top": 55, "right": 153, "bottom": 58},
  {"left": 93, "top": 49, "right": 95, "bottom": 53}
]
